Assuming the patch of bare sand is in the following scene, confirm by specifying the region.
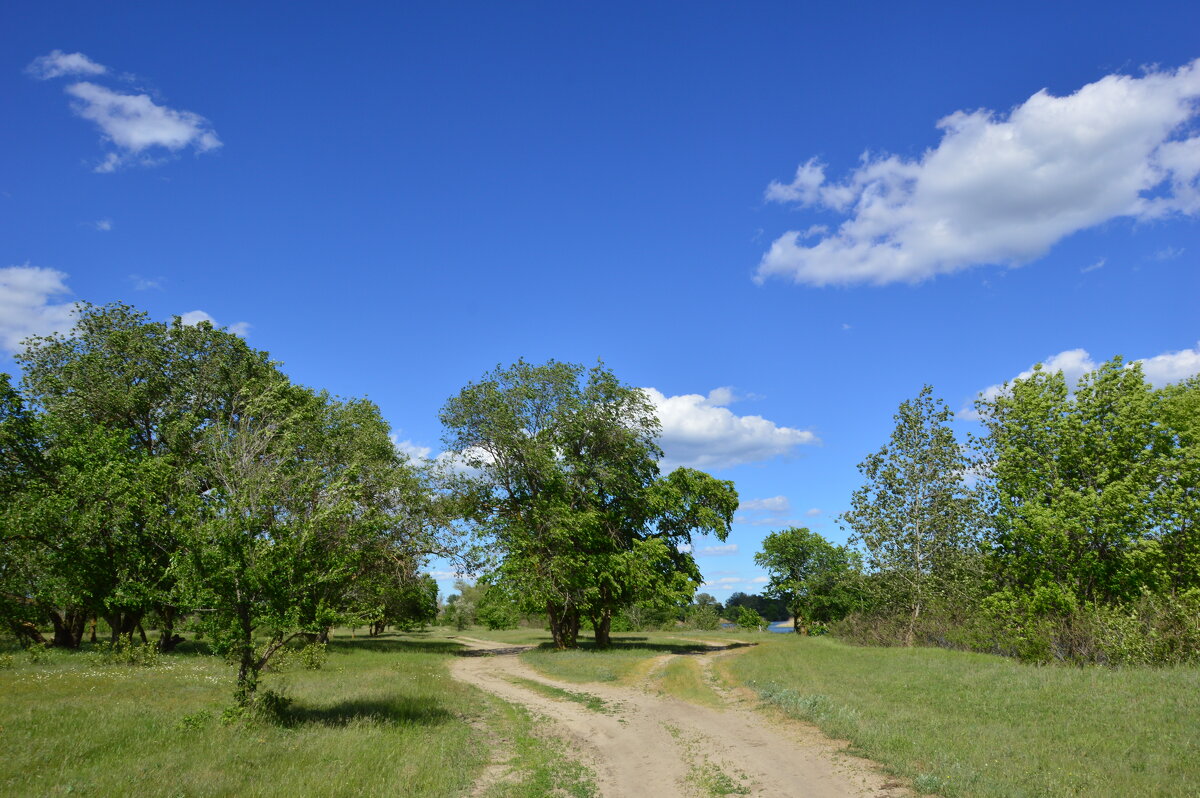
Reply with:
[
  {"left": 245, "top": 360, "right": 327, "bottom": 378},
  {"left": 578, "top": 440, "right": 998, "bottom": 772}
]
[{"left": 450, "top": 639, "right": 910, "bottom": 797}]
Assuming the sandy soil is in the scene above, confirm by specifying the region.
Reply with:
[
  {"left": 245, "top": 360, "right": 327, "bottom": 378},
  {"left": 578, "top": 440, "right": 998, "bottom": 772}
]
[{"left": 449, "top": 636, "right": 910, "bottom": 798}]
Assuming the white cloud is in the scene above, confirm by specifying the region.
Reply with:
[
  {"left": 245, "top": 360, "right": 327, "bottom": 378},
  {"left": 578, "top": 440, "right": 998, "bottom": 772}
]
[
  {"left": 25, "top": 50, "right": 108, "bottom": 80},
  {"left": 178, "top": 310, "right": 250, "bottom": 337},
  {"left": 0, "top": 265, "right": 77, "bottom": 354},
  {"left": 738, "top": 496, "right": 790, "bottom": 513},
  {"left": 699, "top": 544, "right": 738, "bottom": 556},
  {"left": 393, "top": 437, "right": 433, "bottom": 462},
  {"left": 644, "top": 387, "right": 818, "bottom": 470},
  {"left": 62, "top": 81, "right": 220, "bottom": 172},
  {"left": 805, "top": 507, "right": 822, "bottom": 517},
  {"left": 128, "top": 274, "right": 162, "bottom": 291},
  {"left": 1153, "top": 246, "right": 1185, "bottom": 261},
  {"left": 759, "top": 60, "right": 1200, "bottom": 286},
  {"left": 1081, "top": 257, "right": 1105, "bottom": 273},
  {"left": 1140, "top": 343, "right": 1200, "bottom": 385},
  {"left": 962, "top": 343, "right": 1200, "bottom": 419},
  {"left": 91, "top": 219, "right": 113, "bottom": 232}
]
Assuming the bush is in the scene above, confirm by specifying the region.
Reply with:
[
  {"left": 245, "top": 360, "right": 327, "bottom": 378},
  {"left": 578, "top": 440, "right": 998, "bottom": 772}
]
[
  {"left": 686, "top": 605, "right": 720, "bottom": 630},
  {"left": 92, "top": 638, "right": 161, "bottom": 667},
  {"left": 735, "top": 606, "right": 765, "bottom": 630}
]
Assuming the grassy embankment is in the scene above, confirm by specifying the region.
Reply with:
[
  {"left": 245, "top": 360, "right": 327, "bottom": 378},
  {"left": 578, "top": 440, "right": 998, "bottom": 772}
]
[
  {"left": 0, "top": 631, "right": 594, "bottom": 798},
  {"left": 727, "top": 635, "right": 1200, "bottom": 797}
]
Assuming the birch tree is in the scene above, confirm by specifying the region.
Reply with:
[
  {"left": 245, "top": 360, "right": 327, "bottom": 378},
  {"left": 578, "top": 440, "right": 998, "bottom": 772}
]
[{"left": 839, "top": 386, "right": 977, "bottom": 645}]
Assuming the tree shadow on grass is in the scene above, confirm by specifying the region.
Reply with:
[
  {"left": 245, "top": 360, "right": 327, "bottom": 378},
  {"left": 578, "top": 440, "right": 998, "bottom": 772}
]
[
  {"left": 329, "top": 637, "right": 467, "bottom": 656},
  {"left": 284, "top": 696, "right": 454, "bottom": 728},
  {"left": 530, "top": 638, "right": 756, "bottom": 655}
]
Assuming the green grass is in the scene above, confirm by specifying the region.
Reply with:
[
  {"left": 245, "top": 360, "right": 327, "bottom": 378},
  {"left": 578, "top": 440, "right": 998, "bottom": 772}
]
[
  {"left": 505, "top": 676, "right": 612, "bottom": 713},
  {"left": 0, "top": 632, "right": 595, "bottom": 797},
  {"left": 652, "top": 655, "right": 723, "bottom": 707},
  {"left": 477, "top": 696, "right": 598, "bottom": 798},
  {"left": 728, "top": 635, "right": 1200, "bottom": 797}
]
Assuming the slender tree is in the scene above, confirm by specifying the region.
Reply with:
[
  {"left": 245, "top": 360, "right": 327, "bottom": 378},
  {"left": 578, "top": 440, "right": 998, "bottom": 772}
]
[{"left": 839, "top": 386, "right": 978, "bottom": 645}]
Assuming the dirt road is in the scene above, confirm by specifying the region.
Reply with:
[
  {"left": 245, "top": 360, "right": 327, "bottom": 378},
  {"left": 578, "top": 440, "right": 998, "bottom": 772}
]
[{"left": 449, "top": 636, "right": 909, "bottom": 798}]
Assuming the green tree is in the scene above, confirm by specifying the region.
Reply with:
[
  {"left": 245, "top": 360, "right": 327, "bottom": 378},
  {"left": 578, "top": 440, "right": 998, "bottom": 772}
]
[
  {"left": 755, "top": 527, "right": 862, "bottom": 633},
  {"left": 10, "top": 303, "right": 279, "bottom": 648},
  {"left": 440, "top": 359, "right": 737, "bottom": 649},
  {"left": 840, "top": 386, "right": 979, "bottom": 645},
  {"left": 975, "top": 358, "right": 1183, "bottom": 607},
  {"left": 176, "top": 379, "right": 428, "bottom": 705}
]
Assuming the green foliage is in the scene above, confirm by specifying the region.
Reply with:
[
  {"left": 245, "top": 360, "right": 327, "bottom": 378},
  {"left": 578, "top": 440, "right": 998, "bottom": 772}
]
[
  {"left": 735, "top": 605, "right": 765, "bottom": 630},
  {"left": 685, "top": 604, "right": 720, "bottom": 630},
  {"left": 973, "top": 358, "right": 1190, "bottom": 605},
  {"left": 441, "top": 359, "right": 737, "bottom": 649},
  {"left": 840, "top": 385, "right": 980, "bottom": 645},
  {"left": 755, "top": 526, "right": 863, "bottom": 632},
  {"left": 92, "top": 638, "right": 162, "bottom": 667}
]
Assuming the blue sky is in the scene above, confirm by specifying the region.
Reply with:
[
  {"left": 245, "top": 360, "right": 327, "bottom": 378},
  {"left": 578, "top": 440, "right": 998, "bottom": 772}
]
[{"left": 3, "top": 1, "right": 1199, "bottom": 601}]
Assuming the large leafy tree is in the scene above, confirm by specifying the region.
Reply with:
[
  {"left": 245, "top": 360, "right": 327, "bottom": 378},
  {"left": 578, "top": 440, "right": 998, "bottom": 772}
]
[
  {"left": 9, "top": 303, "right": 279, "bottom": 647},
  {"left": 839, "top": 386, "right": 979, "bottom": 645},
  {"left": 755, "top": 527, "right": 862, "bottom": 633},
  {"left": 441, "top": 360, "right": 737, "bottom": 648},
  {"left": 975, "top": 358, "right": 1188, "bottom": 607}
]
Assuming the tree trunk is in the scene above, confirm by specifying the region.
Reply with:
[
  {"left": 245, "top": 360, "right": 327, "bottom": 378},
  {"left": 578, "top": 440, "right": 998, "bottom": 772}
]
[
  {"left": 235, "top": 606, "right": 257, "bottom": 706},
  {"left": 905, "top": 598, "right": 921, "bottom": 647},
  {"left": 593, "top": 609, "right": 612, "bottom": 649},
  {"left": 547, "top": 602, "right": 580, "bottom": 649},
  {"left": 9, "top": 620, "right": 48, "bottom": 648},
  {"left": 49, "top": 607, "right": 86, "bottom": 648},
  {"left": 157, "top": 606, "right": 182, "bottom": 652}
]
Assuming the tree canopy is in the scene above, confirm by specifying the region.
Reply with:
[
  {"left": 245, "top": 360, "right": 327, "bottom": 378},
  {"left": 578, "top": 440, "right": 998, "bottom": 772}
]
[{"left": 440, "top": 359, "right": 738, "bottom": 648}]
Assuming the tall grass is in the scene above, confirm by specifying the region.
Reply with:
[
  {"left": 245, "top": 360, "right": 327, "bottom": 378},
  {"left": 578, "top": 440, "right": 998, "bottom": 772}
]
[
  {"left": 726, "top": 635, "right": 1200, "bottom": 797},
  {"left": 0, "top": 632, "right": 589, "bottom": 797}
]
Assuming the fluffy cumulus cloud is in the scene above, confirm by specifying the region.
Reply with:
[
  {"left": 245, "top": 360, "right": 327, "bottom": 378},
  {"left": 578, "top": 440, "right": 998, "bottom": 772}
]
[
  {"left": 759, "top": 60, "right": 1200, "bottom": 286},
  {"left": 26, "top": 50, "right": 221, "bottom": 172},
  {"left": 178, "top": 310, "right": 250, "bottom": 337},
  {"left": 0, "top": 265, "right": 78, "bottom": 353},
  {"left": 643, "top": 387, "right": 817, "bottom": 470},
  {"left": 65, "top": 82, "right": 221, "bottom": 172},
  {"left": 25, "top": 50, "right": 107, "bottom": 80},
  {"left": 961, "top": 343, "right": 1200, "bottom": 419}
]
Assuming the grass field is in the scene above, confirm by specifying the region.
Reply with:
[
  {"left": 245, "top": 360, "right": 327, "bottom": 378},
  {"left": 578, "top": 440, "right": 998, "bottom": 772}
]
[
  {"left": 8, "top": 626, "right": 1197, "bottom": 797},
  {"left": 724, "top": 635, "right": 1200, "bottom": 797},
  {"left": 0, "top": 631, "right": 594, "bottom": 798}
]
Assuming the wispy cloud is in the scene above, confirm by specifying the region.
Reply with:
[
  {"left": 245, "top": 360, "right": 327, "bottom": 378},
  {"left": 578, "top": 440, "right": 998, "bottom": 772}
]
[
  {"left": 1081, "top": 257, "right": 1105, "bottom": 273},
  {"left": 739, "top": 496, "right": 790, "bottom": 513},
  {"left": 128, "top": 274, "right": 162, "bottom": 291},
  {"left": 760, "top": 59, "right": 1200, "bottom": 286},
  {"left": 698, "top": 544, "right": 739, "bottom": 557},
  {"left": 25, "top": 50, "right": 107, "bottom": 80}
]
